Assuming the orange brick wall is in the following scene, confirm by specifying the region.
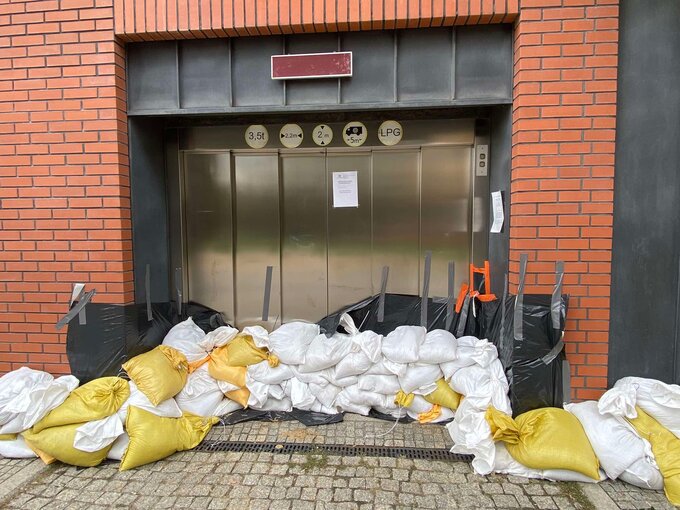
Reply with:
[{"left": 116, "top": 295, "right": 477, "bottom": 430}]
[
  {"left": 0, "top": 0, "right": 131, "bottom": 374},
  {"left": 1, "top": 0, "right": 619, "bottom": 399},
  {"left": 510, "top": 0, "right": 618, "bottom": 400}
]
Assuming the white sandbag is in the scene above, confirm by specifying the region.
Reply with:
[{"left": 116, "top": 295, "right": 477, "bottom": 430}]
[
  {"left": 309, "top": 383, "right": 341, "bottom": 409},
  {"left": 268, "top": 322, "right": 320, "bottom": 365},
  {"left": 374, "top": 405, "right": 408, "bottom": 419},
  {"left": 493, "top": 443, "right": 605, "bottom": 483},
  {"left": 213, "top": 399, "right": 243, "bottom": 416},
  {"left": 354, "top": 330, "right": 383, "bottom": 362},
  {"left": 0, "top": 367, "right": 79, "bottom": 434},
  {"left": 247, "top": 360, "right": 294, "bottom": 385},
  {"left": 0, "top": 436, "right": 37, "bottom": 459},
  {"left": 290, "top": 367, "right": 331, "bottom": 386},
  {"left": 364, "top": 358, "right": 395, "bottom": 376},
  {"left": 247, "top": 380, "right": 284, "bottom": 409},
  {"left": 338, "top": 385, "right": 393, "bottom": 409},
  {"left": 326, "top": 371, "right": 359, "bottom": 388},
  {"left": 619, "top": 458, "right": 664, "bottom": 490},
  {"left": 334, "top": 392, "right": 370, "bottom": 416},
  {"left": 117, "top": 381, "right": 183, "bottom": 423},
  {"left": 298, "top": 333, "right": 353, "bottom": 373},
  {"left": 405, "top": 396, "right": 454, "bottom": 423},
  {"left": 449, "top": 361, "right": 511, "bottom": 415},
  {"left": 614, "top": 377, "right": 680, "bottom": 438},
  {"left": 382, "top": 326, "right": 426, "bottom": 363},
  {"left": 175, "top": 366, "right": 224, "bottom": 417},
  {"left": 258, "top": 397, "right": 292, "bottom": 412},
  {"left": 199, "top": 326, "right": 239, "bottom": 351},
  {"left": 217, "top": 380, "right": 240, "bottom": 394},
  {"left": 338, "top": 313, "right": 360, "bottom": 335},
  {"left": 441, "top": 337, "right": 497, "bottom": 379},
  {"left": 242, "top": 325, "right": 270, "bottom": 349},
  {"left": 334, "top": 352, "right": 372, "bottom": 379},
  {"left": 598, "top": 384, "right": 637, "bottom": 419},
  {"left": 290, "top": 378, "right": 315, "bottom": 411},
  {"left": 565, "top": 401, "right": 653, "bottom": 480},
  {"left": 418, "top": 330, "right": 458, "bottom": 364},
  {"left": 398, "top": 364, "right": 442, "bottom": 394},
  {"left": 447, "top": 398, "right": 496, "bottom": 475},
  {"left": 106, "top": 432, "right": 129, "bottom": 461},
  {"left": 73, "top": 414, "right": 124, "bottom": 453},
  {"left": 357, "top": 374, "right": 401, "bottom": 395},
  {"left": 161, "top": 317, "right": 208, "bottom": 362},
  {"left": 310, "top": 401, "right": 339, "bottom": 414}
]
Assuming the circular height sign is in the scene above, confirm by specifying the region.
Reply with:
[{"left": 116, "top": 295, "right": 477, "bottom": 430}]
[
  {"left": 245, "top": 125, "right": 269, "bottom": 148},
  {"left": 312, "top": 124, "right": 333, "bottom": 146}
]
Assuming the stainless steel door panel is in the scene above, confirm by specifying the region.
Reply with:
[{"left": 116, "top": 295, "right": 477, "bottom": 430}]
[
  {"left": 233, "top": 153, "right": 281, "bottom": 328},
  {"left": 371, "top": 150, "right": 420, "bottom": 295},
  {"left": 281, "top": 153, "right": 328, "bottom": 322},
  {"left": 421, "top": 146, "right": 472, "bottom": 297},
  {"left": 183, "top": 152, "right": 234, "bottom": 319},
  {"left": 327, "top": 153, "right": 372, "bottom": 313}
]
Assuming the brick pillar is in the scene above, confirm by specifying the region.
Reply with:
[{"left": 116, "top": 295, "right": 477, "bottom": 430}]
[
  {"left": 0, "top": 0, "right": 132, "bottom": 374},
  {"left": 511, "top": 0, "right": 619, "bottom": 400}
]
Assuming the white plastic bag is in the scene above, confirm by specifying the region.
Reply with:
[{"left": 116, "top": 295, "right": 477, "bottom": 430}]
[
  {"left": 447, "top": 398, "right": 496, "bottom": 475},
  {"left": 290, "top": 378, "right": 315, "bottom": 410},
  {"left": 257, "top": 397, "right": 292, "bottom": 412},
  {"left": 405, "top": 395, "right": 454, "bottom": 423},
  {"left": 418, "top": 330, "right": 457, "bottom": 364},
  {"left": 449, "top": 361, "right": 511, "bottom": 415},
  {"left": 73, "top": 413, "right": 124, "bottom": 453},
  {"left": 213, "top": 399, "right": 243, "bottom": 416},
  {"left": 382, "top": 326, "right": 426, "bottom": 363},
  {"left": 334, "top": 392, "right": 370, "bottom": 416},
  {"left": 309, "top": 383, "right": 341, "bottom": 409},
  {"left": 0, "top": 436, "right": 37, "bottom": 459},
  {"left": 247, "top": 380, "right": 284, "bottom": 409},
  {"left": 357, "top": 374, "right": 401, "bottom": 395},
  {"left": 175, "top": 366, "right": 224, "bottom": 417},
  {"left": 298, "top": 333, "right": 353, "bottom": 373},
  {"left": 268, "top": 322, "right": 320, "bottom": 365},
  {"left": 106, "top": 432, "right": 129, "bottom": 461},
  {"left": 247, "top": 360, "right": 294, "bottom": 385},
  {"left": 199, "top": 326, "right": 239, "bottom": 351},
  {"left": 162, "top": 317, "right": 208, "bottom": 362},
  {"left": 619, "top": 458, "right": 664, "bottom": 490},
  {"left": 117, "top": 381, "right": 183, "bottom": 424},
  {"left": 334, "top": 352, "right": 372, "bottom": 379},
  {"left": 337, "top": 385, "right": 393, "bottom": 409},
  {"left": 217, "top": 380, "right": 240, "bottom": 394},
  {"left": 354, "top": 330, "right": 383, "bottom": 362},
  {"left": 613, "top": 377, "right": 680, "bottom": 438},
  {"left": 290, "top": 367, "right": 331, "bottom": 386},
  {"left": 242, "top": 325, "right": 270, "bottom": 349},
  {"left": 398, "top": 364, "right": 442, "bottom": 394},
  {"left": 441, "top": 337, "right": 497, "bottom": 380},
  {"left": 0, "top": 367, "right": 79, "bottom": 434}
]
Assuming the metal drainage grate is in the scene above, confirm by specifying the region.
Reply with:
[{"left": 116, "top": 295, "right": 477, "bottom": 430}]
[{"left": 194, "top": 440, "right": 473, "bottom": 462}]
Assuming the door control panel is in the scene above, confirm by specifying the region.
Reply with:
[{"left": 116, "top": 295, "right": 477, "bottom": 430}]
[{"left": 475, "top": 144, "right": 488, "bottom": 177}]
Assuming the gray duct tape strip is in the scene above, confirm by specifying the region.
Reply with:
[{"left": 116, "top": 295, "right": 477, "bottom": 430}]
[
  {"left": 562, "top": 359, "right": 572, "bottom": 404},
  {"left": 445, "top": 261, "right": 455, "bottom": 331},
  {"left": 377, "top": 266, "right": 389, "bottom": 323},
  {"left": 145, "top": 264, "right": 152, "bottom": 321},
  {"left": 262, "top": 266, "right": 273, "bottom": 322},
  {"left": 551, "top": 261, "right": 564, "bottom": 331},
  {"left": 513, "top": 253, "right": 528, "bottom": 342},
  {"left": 500, "top": 272, "right": 508, "bottom": 345},
  {"left": 56, "top": 289, "right": 96, "bottom": 330},
  {"left": 421, "top": 251, "right": 432, "bottom": 327},
  {"left": 456, "top": 294, "right": 471, "bottom": 337},
  {"left": 175, "top": 267, "right": 183, "bottom": 316},
  {"left": 541, "top": 338, "right": 565, "bottom": 365}
]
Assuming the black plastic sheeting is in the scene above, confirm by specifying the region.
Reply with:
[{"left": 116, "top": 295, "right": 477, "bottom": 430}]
[
  {"left": 318, "top": 290, "right": 568, "bottom": 417},
  {"left": 218, "top": 408, "right": 344, "bottom": 427},
  {"left": 66, "top": 301, "right": 227, "bottom": 384}
]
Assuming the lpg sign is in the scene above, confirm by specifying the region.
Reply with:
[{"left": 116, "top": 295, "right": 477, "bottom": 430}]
[{"left": 378, "top": 120, "right": 403, "bottom": 146}]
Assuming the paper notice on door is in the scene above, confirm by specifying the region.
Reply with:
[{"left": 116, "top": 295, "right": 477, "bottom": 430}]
[
  {"left": 490, "top": 191, "right": 504, "bottom": 233},
  {"left": 332, "top": 171, "right": 359, "bottom": 208}
]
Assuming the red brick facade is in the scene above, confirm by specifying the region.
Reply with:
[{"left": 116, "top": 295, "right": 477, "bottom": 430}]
[{"left": 0, "top": 0, "right": 618, "bottom": 399}]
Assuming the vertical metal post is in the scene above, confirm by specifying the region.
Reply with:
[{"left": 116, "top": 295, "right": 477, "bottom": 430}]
[
  {"left": 175, "top": 267, "right": 183, "bottom": 316},
  {"left": 421, "top": 251, "right": 432, "bottom": 328},
  {"left": 262, "top": 265, "right": 273, "bottom": 322},
  {"left": 145, "top": 264, "right": 153, "bottom": 321},
  {"left": 377, "top": 266, "right": 389, "bottom": 323},
  {"left": 445, "top": 261, "right": 456, "bottom": 330}
]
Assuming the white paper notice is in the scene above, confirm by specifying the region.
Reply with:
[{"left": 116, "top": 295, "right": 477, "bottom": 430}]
[
  {"left": 332, "top": 171, "right": 359, "bottom": 208},
  {"left": 490, "top": 191, "right": 504, "bottom": 233}
]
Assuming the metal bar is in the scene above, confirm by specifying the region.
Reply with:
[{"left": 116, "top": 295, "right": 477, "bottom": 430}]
[
  {"left": 262, "top": 265, "right": 273, "bottom": 322},
  {"left": 456, "top": 294, "right": 470, "bottom": 337},
  {"left": 175, "top": 267, "right": 183, "bottom": 316},
  {"left": 421, "top": 251, "right": 432, "bottom": 327},
  {"left": 513, "top": 253, "right": 528, "bottom": 342},
  {"left": 445, "top": 261, "right": 455, "bottom": 330},
  {"left": 551, "top": 261, "right": 564, "bottom": 330},
  {"left": 145, "top": 264, "right": 152, "bottom": 321},
  {"left": 500, "top": 272, "right": 508, "bottom": 346},
  {"left": 377, "top": 266, "right": 389, "bottom": 323},
  {"left": 562, "top": 358, "right": 572, "bottom": 405}
]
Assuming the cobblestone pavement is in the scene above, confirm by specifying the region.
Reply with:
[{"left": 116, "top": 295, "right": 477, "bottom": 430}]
[{"left": 0, "top": 415, "right": 676, "bottom": 509}]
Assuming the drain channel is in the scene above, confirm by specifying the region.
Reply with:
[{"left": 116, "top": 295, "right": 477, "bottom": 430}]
[{"left": 195, "top": 440, "right": 473, "bottom": 462}]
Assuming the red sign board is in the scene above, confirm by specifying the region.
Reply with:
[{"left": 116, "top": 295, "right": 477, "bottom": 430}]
[{"left": 271, "top": 52, "right": 352, "bottom": 80}]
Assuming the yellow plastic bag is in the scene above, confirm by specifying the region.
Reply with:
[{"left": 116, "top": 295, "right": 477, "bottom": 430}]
[
  {"left": 122, "top": 346, "right": 188, "bottom": 406},
  {"left": 418, "top": 405, "right": 442, "bottom": 424},
  {"left": 23, "top": 424, "right": 111, "bottom": 467},
  {"left": 423, "top": 379, "right": 461, "bottom": 410},
  {"left": 627, "top": 407, "right": 680, "bottom": 505},
  {"left": 208, "top": 353, "right": 247, "bottom": 387},
  {"left": 120, "top": 406, "right": 217, "bottom": 471},
  {"left": 394, "top": 391, "right": 415, "bottom": 408},
  {"left": 32, "top": 377, "right": 129, "bottom": 433},
  {"left": 223, "top": 334, "right": 277, "bottom": 367},
  {"left": 486, "top": 406, "right": 600, "bottom": 480},
  {"left": 0, "top": 433, "right": 16, "bottom": 441},
  {"left": 225, "top": 387, "right": 250, "bottom": 408}
]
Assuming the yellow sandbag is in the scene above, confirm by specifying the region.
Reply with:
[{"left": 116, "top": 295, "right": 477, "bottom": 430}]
[
  {"left": 122, "top": 346, "right": 188, "bottom": 406},
  {"left": 120, "top": 406, "right": 217, "bottom": 471},
  {"left": 486, "top": 406, "right": 600, "bottom": 480},
  {"left": 394, "top": 391, "right": 414, "bottom": 408},
  {"left": 32, "top": 377, "right": 129, "bottom": 433},
  {"left": 418, "top": 404, "right": 442, "bottom": 424},
  {"left": 208, "top": 353, "right": 247, "bottom": 387},
  {"left": 23, "top": 440, "right": 56, "bottom": 465},
  {"left": 0, "top": 433, "right": 16, "bottom": 440},
  {"left": 627, "top": 407, "right": 680, "bottom": 505},
  {"left": 23, "top": 424, "right": 110, "bottom": 467},
  {"left": 423, "top": 379, "right": 461, "bottom": 410},
  {"left": 225, "top": 387, "right": 250, "bottom": 408},
  {"left": 225, "top": 334, "right": 277, "bottom": 367}
]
